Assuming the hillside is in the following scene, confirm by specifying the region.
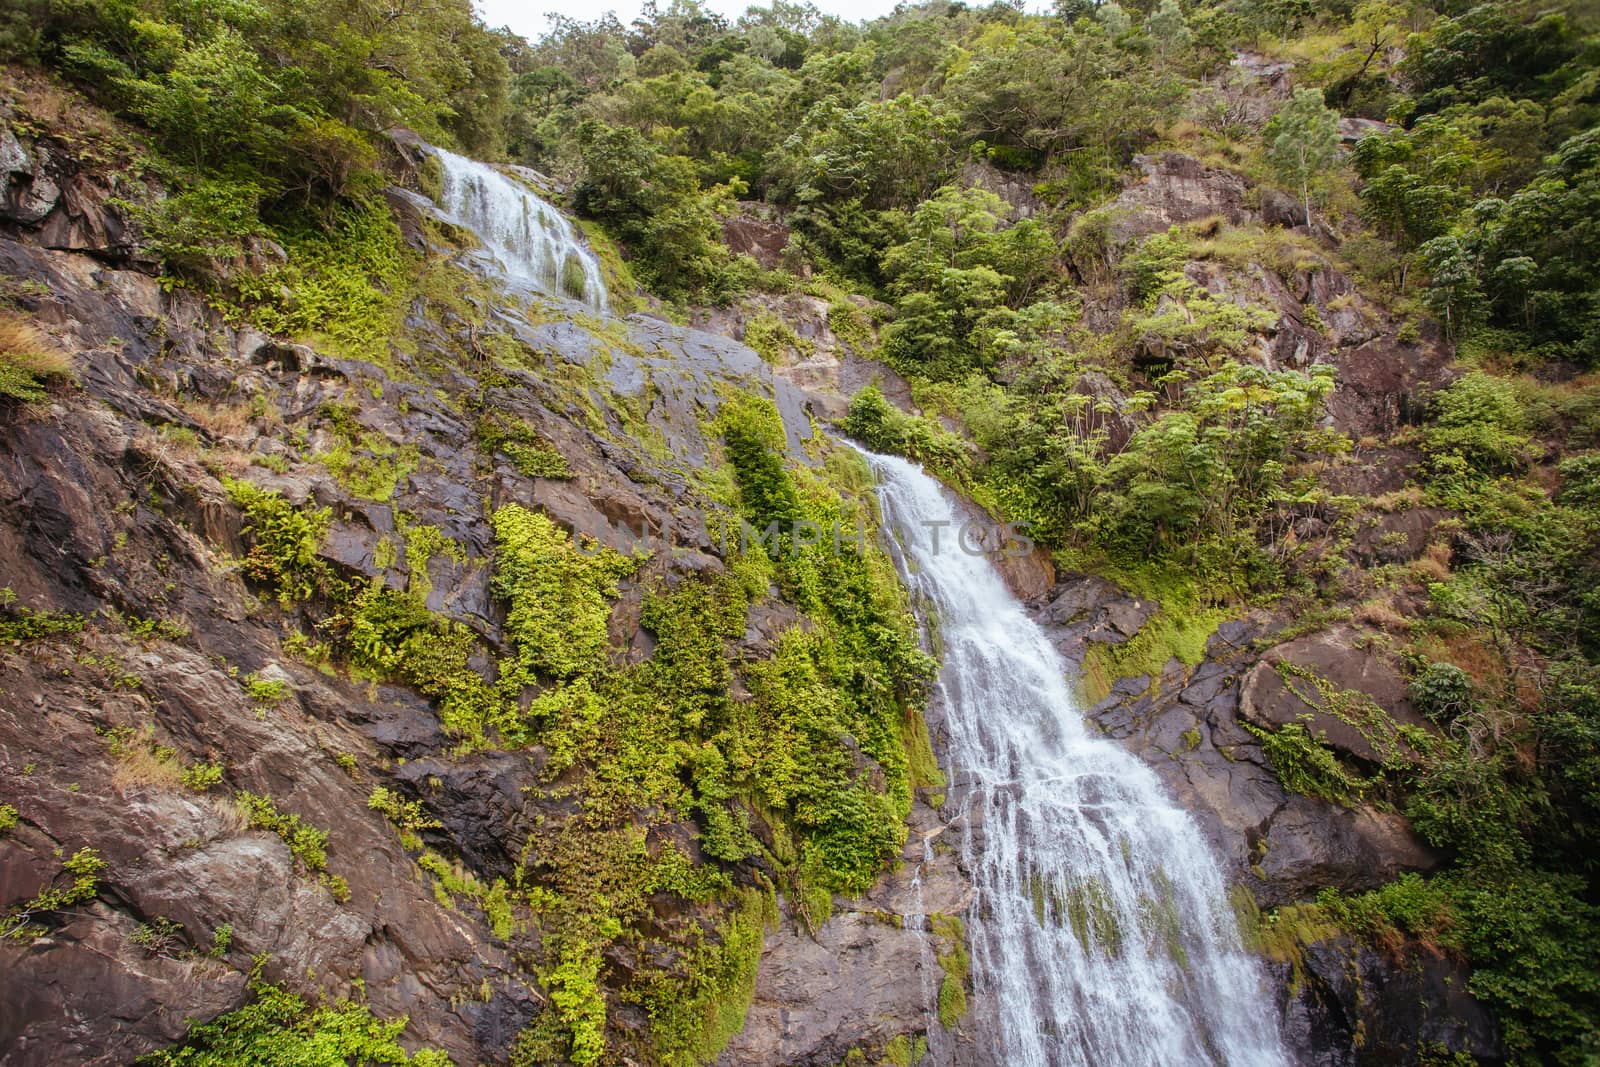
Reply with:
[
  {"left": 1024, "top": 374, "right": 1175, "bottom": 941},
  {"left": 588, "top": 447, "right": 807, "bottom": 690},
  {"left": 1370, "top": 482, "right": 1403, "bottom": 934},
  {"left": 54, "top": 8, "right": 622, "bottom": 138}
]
[{"left": 1, "top": 1, "right": 1598, "bottom": 1065}]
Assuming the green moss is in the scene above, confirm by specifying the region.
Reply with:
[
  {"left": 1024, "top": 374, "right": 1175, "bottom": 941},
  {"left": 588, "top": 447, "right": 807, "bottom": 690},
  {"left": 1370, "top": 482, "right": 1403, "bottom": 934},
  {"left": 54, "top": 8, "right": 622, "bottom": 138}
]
[
  {"left": 490, "top": 503, "right": 640, "bottom": 685},
  {"left": 475, "top": 411, "right": 572, "bottom": 479},
  {"left": 636, "top": 887, "right": 772, "bottom": 1066},
  {"left": 396, "top": 514, "right": 466, "bottom": 600},
  {"left": 1077, "top": 605, "right": 1226, "bottom": 706},
  {"left": 825, "top": 300, "right": 876, "bottom": 356},
  {"left": 929, "top": 913, "right": 969, "bottom": 1030},
  {"left": 575, "top": 218, "right": 641, "bottom": 314},
  {"left": 368, "top": 786, "right": 441, "bottom": 834},
  {"left": 0, "top": 803, "right": 17, "bottom": 834},
  {"left": 242, "top": 672, "right": 288, "bottom": 704},
  {"left": 138, "top": 974, "right": 450, "bottom": 1066},
  {"left": 548, "top": 941, "right": 608, "bottom": 1067},
  {"left": 312, "top": 402, "right": 419, "bottom": 502},
  {"left": 224, "top": 198, "right": 415, "bottom": 368},
  {"left": 881, "top": 1034, "right": 928, "bottom": 1067}
]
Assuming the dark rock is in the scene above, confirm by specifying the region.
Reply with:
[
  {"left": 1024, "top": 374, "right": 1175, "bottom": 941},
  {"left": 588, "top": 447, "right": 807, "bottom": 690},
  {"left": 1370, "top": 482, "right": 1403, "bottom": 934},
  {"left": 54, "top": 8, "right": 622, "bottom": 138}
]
[
  {"left": 1240, "top": 627, "right": 1432, "bottom": 765},
  {"left": 1277, "top": 939, "right": 1503, "bottom": 1066},
  {"left": 1260, "top": 186, "right": 1304, "bottom": 228},
  {"left": 721, "top": 209, "right": 792, "bottom": 271}
]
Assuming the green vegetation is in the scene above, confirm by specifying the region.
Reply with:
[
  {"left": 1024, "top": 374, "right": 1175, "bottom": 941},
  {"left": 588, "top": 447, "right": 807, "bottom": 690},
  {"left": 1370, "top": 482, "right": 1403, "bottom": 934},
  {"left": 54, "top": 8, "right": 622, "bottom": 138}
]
[
  {"left": 224, "top": 480, "right": 333, "bottom": 606},
  {"left": 475, "top": 412, "right": 573, "bottom": 479},
  {"left": 0, "top": 310, "right": 74, "bottom": 402},
  {"left": 929, "top": 913, "right": 970, "bottom": 1030},
  {"left": 0, "top": 601, "right": 86, "bottom": 644},
  {"left": 139, "top": 973, "right": 450, "bottom": 1066},
  {"left": 234, "top": 791, "right": 330, "bottom": 875},
  {"left": 490, "top": 503, "right": 640, "bottom": 684},
  {"left": 311, "top": 402, "right": 419, "bottom": 502},
  {"left": 2, "top": 847, "right": 105, "bottom": 940},
  {"left": 8, "top": 0, "right": 1600, "bottom": 1060}
]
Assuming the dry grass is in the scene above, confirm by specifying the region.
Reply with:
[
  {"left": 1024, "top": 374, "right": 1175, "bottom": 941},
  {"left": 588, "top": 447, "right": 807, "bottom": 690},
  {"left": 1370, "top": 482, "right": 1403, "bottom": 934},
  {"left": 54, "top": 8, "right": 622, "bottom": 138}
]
[
  {"left": 179, "top": 397, "right": 255, "bottom": 437},
  {"left": 1356, "top": 598, "right": 1411, "bottom": 633},
  {"left": 210, "top": 795, "right": 252, "bottom": 834},
  {"left": 1371, "top": 485, "right": 1424, "bottom": 512},
  {"left": 110, "top": 732, "right": 184, "bottom": 793},
  {"left": 0, "top": 311, "right": 74, "bottom": 402},
  {"left": 1189, "top": 222, "right": 1325, "bottom": 277},
  {"left": 1408, "top": 541, "right": 1453, "bottom": 584}
]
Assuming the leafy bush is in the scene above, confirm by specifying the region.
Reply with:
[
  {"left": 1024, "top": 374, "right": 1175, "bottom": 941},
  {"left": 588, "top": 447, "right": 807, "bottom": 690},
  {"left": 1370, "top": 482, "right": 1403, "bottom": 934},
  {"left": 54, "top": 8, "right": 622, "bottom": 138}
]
[
  {"left": 1408, "top": 662, "right": 1475, "bottom": 724},
  {"left": 842, "top": 386, "right": 974, "bottom": 485},
  {"left": 139, "top": 976, "right": 451, "bottom": 1066},
  {"left": 490, "top": 504, "right": 640, "bottom": 684},
  {"left": 1424, "top": 371, "right": 1535, "bottom": 475},
  {"left": 235, "top": 791, "right": 329, "bottom": 873},
  {"left": 224, "top": 480, "right": 334, "bottom": 606}
]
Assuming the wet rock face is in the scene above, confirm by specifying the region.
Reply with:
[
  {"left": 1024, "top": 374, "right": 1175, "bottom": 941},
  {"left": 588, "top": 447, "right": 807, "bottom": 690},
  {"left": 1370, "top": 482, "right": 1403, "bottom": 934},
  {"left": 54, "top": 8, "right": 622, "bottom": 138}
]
[
  {"left": 1028, "top": 571, "right": 1500, "bottom": 1063},
  {"left": 1276, "top": 940, "right": 1503, "bottom": 1066},
  {"left": 1241, "top": 628, "right": 1435, "bottom": 765},
  {"left": 718, "top": 811, "right": 981, "bottom": 1067}
]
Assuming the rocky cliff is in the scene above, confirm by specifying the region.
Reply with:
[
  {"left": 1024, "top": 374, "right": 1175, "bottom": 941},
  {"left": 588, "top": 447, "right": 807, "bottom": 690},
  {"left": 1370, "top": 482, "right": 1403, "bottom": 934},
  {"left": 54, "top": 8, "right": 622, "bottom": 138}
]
[{"left": 1, "top": 71, "right": 1500, "bottom": 1067}]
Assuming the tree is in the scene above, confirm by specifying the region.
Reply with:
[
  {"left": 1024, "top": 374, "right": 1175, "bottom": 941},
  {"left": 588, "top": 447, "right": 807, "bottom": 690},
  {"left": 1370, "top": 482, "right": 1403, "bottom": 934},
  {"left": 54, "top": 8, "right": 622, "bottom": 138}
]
[
  {"left": 1144, "top": 0, "right": 1190, "bottom": 64},
  {"left": 1266, "top": 87, "right": 1342, "bottom": 228}
]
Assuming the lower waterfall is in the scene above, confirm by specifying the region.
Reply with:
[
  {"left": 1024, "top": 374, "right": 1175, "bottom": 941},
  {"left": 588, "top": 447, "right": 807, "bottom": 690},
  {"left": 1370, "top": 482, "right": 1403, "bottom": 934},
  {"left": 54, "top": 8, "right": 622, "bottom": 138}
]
[{"left": 862, "top": 449, "right": 1288, "bottom": 1067}]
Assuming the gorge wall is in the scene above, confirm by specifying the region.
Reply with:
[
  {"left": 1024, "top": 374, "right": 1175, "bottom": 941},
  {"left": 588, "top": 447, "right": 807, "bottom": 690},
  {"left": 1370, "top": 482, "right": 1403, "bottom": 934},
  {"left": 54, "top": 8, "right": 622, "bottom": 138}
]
[{"left": 2, "top": 72, "right": 1500, "bottom": 1067}]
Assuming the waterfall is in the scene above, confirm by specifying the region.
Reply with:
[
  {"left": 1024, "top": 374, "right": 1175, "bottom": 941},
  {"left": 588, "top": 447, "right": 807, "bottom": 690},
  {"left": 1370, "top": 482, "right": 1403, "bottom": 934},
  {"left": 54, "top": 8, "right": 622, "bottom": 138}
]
[
  {"left": 428, "top": 147, "right": 608, "bottom": 312},
  {"left": 862, "top": 450, "right": 1288, "bottom": 1067}
]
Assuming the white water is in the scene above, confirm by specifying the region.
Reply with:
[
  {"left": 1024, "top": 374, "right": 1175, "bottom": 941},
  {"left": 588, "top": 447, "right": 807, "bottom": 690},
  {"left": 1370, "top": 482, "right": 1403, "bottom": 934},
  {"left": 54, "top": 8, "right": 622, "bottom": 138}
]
[
  {"left": 863, "top": 450, "right": 1288, "bottom": 1067},
  {"left": 429, "top": 147, "right": 608, "bottom": 312}
]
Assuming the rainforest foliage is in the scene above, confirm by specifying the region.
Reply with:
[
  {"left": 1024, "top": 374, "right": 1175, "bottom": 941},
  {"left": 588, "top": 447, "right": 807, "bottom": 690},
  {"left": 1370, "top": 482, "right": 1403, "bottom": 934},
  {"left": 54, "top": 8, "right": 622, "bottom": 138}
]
[{"left": 6, "top": 0, "right": 1600, "bottom": 1063}]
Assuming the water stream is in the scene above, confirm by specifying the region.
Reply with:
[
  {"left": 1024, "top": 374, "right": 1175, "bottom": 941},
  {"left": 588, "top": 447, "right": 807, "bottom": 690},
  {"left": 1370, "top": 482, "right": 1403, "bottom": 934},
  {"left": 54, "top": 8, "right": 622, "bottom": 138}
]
[
  {"left": 863, "top": 449, "right": 1287, "bottom": 1067},
  {"left": 429, "top": 146, "right": 608, "bottom": 312}
]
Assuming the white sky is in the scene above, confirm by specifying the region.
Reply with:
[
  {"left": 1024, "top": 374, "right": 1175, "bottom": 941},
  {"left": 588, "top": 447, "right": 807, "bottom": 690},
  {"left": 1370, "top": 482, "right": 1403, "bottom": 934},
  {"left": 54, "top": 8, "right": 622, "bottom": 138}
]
[{"left": 474, "top": 0, "right": 913, "bottom": 40}]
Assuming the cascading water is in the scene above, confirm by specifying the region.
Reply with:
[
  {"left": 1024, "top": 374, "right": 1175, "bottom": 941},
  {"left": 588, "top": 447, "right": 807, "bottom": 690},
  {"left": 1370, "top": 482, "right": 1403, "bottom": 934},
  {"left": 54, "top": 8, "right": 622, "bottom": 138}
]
[
  {"left": 862, "top": 449, "right": 1288, "bottom": 1067},
  {"left": 428, "top": 146, "right": 608, "bottom": 312}
]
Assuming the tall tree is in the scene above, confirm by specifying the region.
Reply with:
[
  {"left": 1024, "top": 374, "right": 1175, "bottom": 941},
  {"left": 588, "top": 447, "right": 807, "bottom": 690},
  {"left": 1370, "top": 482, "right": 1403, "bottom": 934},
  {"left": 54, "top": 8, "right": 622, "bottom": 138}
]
[{"left": 1266, "top": 87, "right": 1342, "bottom": 228}]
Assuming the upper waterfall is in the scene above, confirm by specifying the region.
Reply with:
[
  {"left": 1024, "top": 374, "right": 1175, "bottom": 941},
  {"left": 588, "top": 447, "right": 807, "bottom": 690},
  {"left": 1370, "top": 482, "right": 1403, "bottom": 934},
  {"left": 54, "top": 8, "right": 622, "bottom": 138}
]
[
  {"left": 861, "top": 449, "right": 1288, "bottom": 1067},
  {"left": 427, "top": 146, "right": 608, "bottom": 313}
]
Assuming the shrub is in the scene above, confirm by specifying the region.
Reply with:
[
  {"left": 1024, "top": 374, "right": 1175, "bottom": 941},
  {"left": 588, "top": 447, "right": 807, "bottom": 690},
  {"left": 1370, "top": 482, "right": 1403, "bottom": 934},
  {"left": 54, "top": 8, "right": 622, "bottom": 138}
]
[
  {"left": 368, "top": 786, "right": 441, "bottom": 833},
  {"left": 490, "top": 504, "right": 639, "bottom": 684},
  {"left": 235, "top": 791, "right": 329, "bottom": 873},
  {"left": 1424, "top": 372, "right": 1536, "bottom": 475},
  {"left": 223, "top": 480, "right": 334, "bottom": 605},
  {"left": 1408, "top": 662, "right": 1476, "bottom": 724},
  {"left": 0, "top": 311, "right": 74, "bottom": 402},
  {"left": 138, "top": 976, "right": 451, "bottom": 1066}
]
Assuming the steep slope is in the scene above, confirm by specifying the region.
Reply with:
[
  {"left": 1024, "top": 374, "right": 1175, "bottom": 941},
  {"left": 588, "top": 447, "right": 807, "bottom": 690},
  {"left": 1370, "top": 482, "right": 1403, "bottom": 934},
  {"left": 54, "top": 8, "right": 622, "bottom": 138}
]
[{"left": 0, "top": 78, "right": 950, "bottom": 1066}]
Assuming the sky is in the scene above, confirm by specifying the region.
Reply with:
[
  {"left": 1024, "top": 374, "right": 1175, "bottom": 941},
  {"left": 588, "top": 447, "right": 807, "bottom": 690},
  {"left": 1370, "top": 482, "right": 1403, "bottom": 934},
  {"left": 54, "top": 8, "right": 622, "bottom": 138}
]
[{"left": 473, "top": 0, "right": 913, "bottom": 41}]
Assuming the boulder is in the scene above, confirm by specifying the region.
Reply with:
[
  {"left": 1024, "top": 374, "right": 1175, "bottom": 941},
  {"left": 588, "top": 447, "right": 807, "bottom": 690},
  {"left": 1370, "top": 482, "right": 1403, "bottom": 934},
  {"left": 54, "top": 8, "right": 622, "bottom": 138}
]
[{"left": 1240, "top": 627, "right": 1432, "bottom": 766}]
